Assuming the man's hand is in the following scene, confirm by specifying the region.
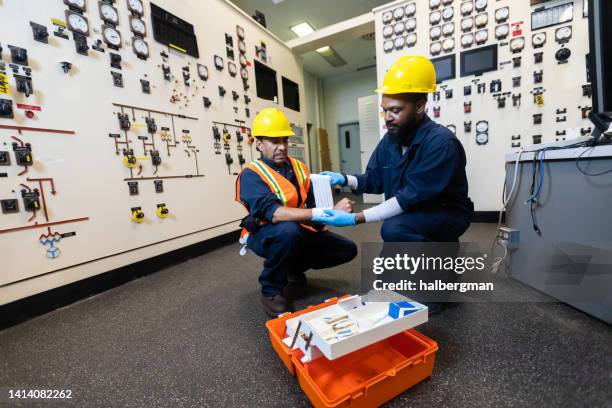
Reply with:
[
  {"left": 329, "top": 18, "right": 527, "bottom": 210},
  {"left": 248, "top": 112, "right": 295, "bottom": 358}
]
[
  {"left": 312, "top": 209, "right": 356, "bottom": 227},
  {"left": 320, "top": 171, "right": 345, "bottom": 187},
  {"left": 334, "top": 198, "right": 355, "bottom": 213}
]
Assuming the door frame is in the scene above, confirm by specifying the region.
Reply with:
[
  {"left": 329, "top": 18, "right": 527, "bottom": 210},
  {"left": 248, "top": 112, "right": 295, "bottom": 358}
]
[{"left": 337, "top": 121, "right": 361, "bottom": 174}]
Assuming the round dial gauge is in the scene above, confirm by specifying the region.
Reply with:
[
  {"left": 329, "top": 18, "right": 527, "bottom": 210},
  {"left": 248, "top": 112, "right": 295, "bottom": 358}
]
[
  {"left": 475, "top": 0, "right": 487, "bottom": 12},
  {"left": 394, "top": 21, "right": 405, "bottom": 35},
  {"left": 430, "top": 0, "right": 441, "bottom": 9},
  {"left": 495, "top": 7, "right": 509, "bottom": 22},
  {"left": 239, "top": 54, "right": 247, "bottom": 67},
  {"left": 475, "top": 29, "right": 488, "bottom": 43},
  {"left": 383, "top": 40, "right": 394, "bottom": 52},
  {"left": 430, "top": 26, "right": 442, "bottom": 40},
  {"left": 241, "top": 67, "right": 248, "bottom": 81},
  {"left": 383, "top": 25, "right": 393, "bottom": 38},
  {"left": 100, "top": 4, "right": 119, "bottom": 24},
  {"left": 430, "top": 11, "right": 442, "bottom": 24},
  {"left": 556, "top": 26, "right": 572, "bottom": 41},
  {"left": 443, "top": 22, "right": 454, "bottom": 35},
  {"left": 406, "top": 33, "right": 417, "bottom": 46},
  {"left": 442, "top": 38, "right": 455, "bottom": 51},
  {"left": 510, "top": 37, "right": 525, "bottom": 51},
  {"left": 130, "top": 17, "right": 146, "bottom": 36},
  {"left": 476, "top": 121, "right": 489, "bottom": 133},
  {"left": 382, "top": 11, "right": 393, "bottom": 24},
  {"left": 405, "top": 3, "right": 416, "bottom": 17},
  {"left": 127, "top": 0, "right": 144, "bottom": 15},
  {"left": 238, "top": 40, "right": 246, "bottom": 53},
  {"left": 532, "top": 32, "right": 546, "bottom": 47},
  {"left": 228, "top": 62, "right": 237, "bottom": 76},
  {"left": 430, "top": 41, "right": 442, "bottom": 55},
  {"left": 393, "top": 7, "right": 404, "bottom": 20},
  {"left": 476, "top": 133, "right": 489, "bottom": 145},
  {"left": 406, "top": 18, "right": 417, "bottom": 32},
  {"left": 103, "top": 26, "right": 122, "bottom": 47},
  {"left": 65, "top": 0, "right": 86, "bottom": 10},
  {"left": 461, "top": 17, "right": 474, "bottom": 31},
  {"left": 67, "top": 13, "right": 89, "bottom": 34},
  {"left": 461, "top": 33, "right": 474, "bottom": 47},
  {"left": 442, "top": 7, "right": 454, "bottom": 20},
  {"left": 133, "top": 38, "right": 149, "bottom": 57},
  {"left": 198, "top": 64, "right": 209, "bottom": 80},
  {"left": 214, "top": 55, "right": 224, "bottom": 70},
  {"left": 394, "top": 36, "right": 405, "bottom": 50},
  {"left": 461, "top": 2, "right": 474, "bottom": 15},
  {"left": 495, "top": 24, "right": 509, "bottom": 39},
  {"left": 236, "top": 26, "right": 245, "bottom": 39},
  {"left": 475, "top": 12, "right": 488, "bottom": 27}
]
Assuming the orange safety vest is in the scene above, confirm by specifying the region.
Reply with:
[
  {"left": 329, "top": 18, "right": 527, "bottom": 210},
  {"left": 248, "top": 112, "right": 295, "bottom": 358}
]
[{"left": 235, "top": 156, "right": 319, "bottom": 237}]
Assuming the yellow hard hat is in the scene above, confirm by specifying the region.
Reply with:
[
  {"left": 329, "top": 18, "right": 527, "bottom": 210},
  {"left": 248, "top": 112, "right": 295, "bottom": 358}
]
[
  {"left": 375, "top": 55, "right": 437, "bottom": 94},
  {"left": 252, "top": 108, "right": 295, "bottom": 138}
]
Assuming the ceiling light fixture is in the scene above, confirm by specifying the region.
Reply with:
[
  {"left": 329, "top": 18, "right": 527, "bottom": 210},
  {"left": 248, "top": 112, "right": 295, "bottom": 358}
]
[{"left": 290, "top": 22, "right": 315, "bottom": 37}]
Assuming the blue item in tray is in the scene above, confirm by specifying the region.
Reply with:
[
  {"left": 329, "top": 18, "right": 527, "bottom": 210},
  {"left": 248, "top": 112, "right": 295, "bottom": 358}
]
[{"left": 388, "top": 301, "right": 419, "bottom": 319}]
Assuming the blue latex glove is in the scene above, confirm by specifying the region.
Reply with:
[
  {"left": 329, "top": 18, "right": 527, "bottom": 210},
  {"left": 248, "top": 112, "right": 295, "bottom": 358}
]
[
  {"left": 320, "top": 171, "right": 345, "bottom": 187},
  {"left": 312, "top": 209, "right": 356, "bottom": 227}
]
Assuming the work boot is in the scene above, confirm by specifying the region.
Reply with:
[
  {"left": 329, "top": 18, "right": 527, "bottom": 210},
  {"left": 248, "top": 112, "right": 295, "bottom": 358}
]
[
  {"left": 287, "top": 271, "right": 307, "bottom": 285},
  {"left": 261, "top": 294, "right": 292, "bottom": 317}
]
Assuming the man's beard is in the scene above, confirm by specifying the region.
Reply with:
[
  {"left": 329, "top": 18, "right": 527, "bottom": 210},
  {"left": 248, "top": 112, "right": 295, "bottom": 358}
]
[{"left": 387, "top": 114, "right": 419, "bottom": 146}]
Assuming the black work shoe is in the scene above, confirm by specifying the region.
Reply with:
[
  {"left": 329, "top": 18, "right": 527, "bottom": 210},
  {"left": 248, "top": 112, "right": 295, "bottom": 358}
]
[
  {"left": 287, "top": 271, "right": 307, "bottom": 285},
  {"left": 261, "top": 294, "right": 292, "bottom": 317}
]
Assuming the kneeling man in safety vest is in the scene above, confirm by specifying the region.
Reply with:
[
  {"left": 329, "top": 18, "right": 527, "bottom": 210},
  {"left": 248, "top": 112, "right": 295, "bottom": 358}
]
[{"left": 236, "top": 108, "right": 358, "bottom": 317}]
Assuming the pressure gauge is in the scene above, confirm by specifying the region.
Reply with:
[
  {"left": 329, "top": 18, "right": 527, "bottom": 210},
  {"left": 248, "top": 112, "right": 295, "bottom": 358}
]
[
  {"left": 442, "top": 38, "right": 455, "bottom": 52},
  {"left": 100, "top": 3, "right": 119, "bottom": 25},
  {"left": 476, "top": 132, "right": 489, "bottom": 145},
  {"left": 495, "top": 7, "right": 509, "bottom": 23},
  {"left": 475, "top": 29, "right": 488, "bottom": 44},
  {"left": 382, "top": 11, "right": 393, "bottom": 24},
  {"left": 405, "top": 3, "right": 416, "bottom": 17},
  {"left": 476, "top": 120, "right": 489, "bottom": 133},
  {"left": 461, "top": 17, "right": 474, "bottom": 31},
  {"left": 214, "top": 55, "right": 224, "bottom": 70},
  {"left": 102, "top": 26, "right": 122, "bottom": 48},
  {"left": 130, "top": 16, "right": 146, "bottom": 36},
  {"left": 66, "top": 11, "right": 90, "bottom": 36},
  {"left": 394, "top": 36, "right": 405, "bottom": 50},
  {"left": 64, "top": 0, "right": 86, "bottom": 11},
  {"left": 393, "top": 7, "right": 404, "bottom": 20},
  {"left": 132, "top": 38, "right": 149, "bottom": 59},
  {"left": 532, "top": 32, "right": 546, "bottom": 47},
  {"left": 228, "top": 62, "right": 237, "bottom": 77},
  {"left": 239, "top": 54, "right": 247, "bottom": 67},
  {"left": 394, "top": 21, "right": 405, "bottom": 35},
  {"left": 461, "top": 33, "right": 474, "bottom": 47},
  {"left": 383, "top": 25, "right": 393, "bottom": 38},
  {"left": 197, "top": 64, "right": 209, "bottom": 81},
  {"left": 430, "top": 0, "right": 441, "bottom": 9},
  {"left": 475, "top": 0, "right": 487, "bottom": 12},
  {"left": 238, "top": 40, "right": 246, "bottom": 54},
  {"left": 430, "top": 41, "right": 442, "bottom": 55},
  {"left": 241, "top": 67, "right": 248, "bottom": 81},
  {"left": 461, "top": 2, "right": 474, "bottom": 16},
  {"left": 447, "top": 125, "right": 456, "bottom": 134},
  {"left": 430, "top": 11, "right": 442, "bottom": 25},
  {"left": 127, "top": 0, "right": 144, "bottom": 16},
  {"left": 442, "top": 7, "right": 454, "bottom": 21},
  {"left": 383, "top": 40, "right": 394, "bottom": 53},
  {"left": 475, "top": 12, "right": 488, "bottom": 27},
  {"left": 510, "top": 37, "right": 525, "bottom": 52},
  {"left": 430, "top": 26, "right": 442, "bottom": 40},
  {"left": 236, "top": 25, "right": 245, "bottom": 39},
  {"left": 406, "top": 33, "right": 417, "bottom": 47},
  {"left": 555, "top": 26, "right": 572, "bottom": 42},
  {"left": 495, "top": 24, "right": 509, "bottom": 39},
  {"left": 442, "top": 22, "right": 455, "bottom": 36},
  {"left": 406, "top": 18, "right": 417, "bottom": 32}
]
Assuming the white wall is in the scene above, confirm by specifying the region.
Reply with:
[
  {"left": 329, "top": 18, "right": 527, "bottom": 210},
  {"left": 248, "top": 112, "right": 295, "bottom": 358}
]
[
  {"left": 321, "top": 67, "right": 377, "bottom": 171},
  {"left": 303, "top": 70, "right": 321, "bottom": 172}
]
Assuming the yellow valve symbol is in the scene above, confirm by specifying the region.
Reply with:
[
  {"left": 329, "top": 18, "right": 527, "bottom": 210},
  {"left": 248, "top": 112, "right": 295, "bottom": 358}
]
[
  {"left": 223, "top": 130, "right": 231, "bottom": 143},
  {"left": 534, "top": 94, "right": 544, "bottom": 107},
  {"left": 160, "top": 130, "right": 172, "bottom": 141},
  {"left": 131, "top": 208, "right": 145, "bottom": 223},
  {"left": 156, "top": 204, "right": 169, "bottom": 219},
  {"left": 123, "top": 154, "right": 138, "bottom": 168},
  {"left": 34, "top": 200, "right": 39, "bottom": 209}
]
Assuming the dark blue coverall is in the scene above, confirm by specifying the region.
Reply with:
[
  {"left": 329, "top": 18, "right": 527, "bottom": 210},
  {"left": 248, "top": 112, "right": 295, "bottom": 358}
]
[
  {"left": 354, "top": 116, "right": 474, "bottom": 242},
  {"left": 239, "top": 157, "right": 357, "bottom": 297}
]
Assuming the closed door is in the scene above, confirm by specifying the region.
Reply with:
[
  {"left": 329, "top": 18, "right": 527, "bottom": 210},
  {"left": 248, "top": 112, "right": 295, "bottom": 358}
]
[{"left": 338, "top": 123, "right": 362, "bottom": 176}]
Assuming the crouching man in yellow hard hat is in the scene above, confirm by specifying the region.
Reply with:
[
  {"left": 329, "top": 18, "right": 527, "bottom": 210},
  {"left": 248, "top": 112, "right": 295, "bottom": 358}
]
[{"left": 235, "top": 108, "right": 357, "bottom": 317}]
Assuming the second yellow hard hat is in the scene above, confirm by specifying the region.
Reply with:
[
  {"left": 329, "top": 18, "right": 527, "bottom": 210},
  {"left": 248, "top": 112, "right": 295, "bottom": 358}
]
[
  {"left": 375, "top": 55, "right": 437, "bottom": 94},
  {"left": 252, "top": 108, "right": 295, "bottom": 138}
]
